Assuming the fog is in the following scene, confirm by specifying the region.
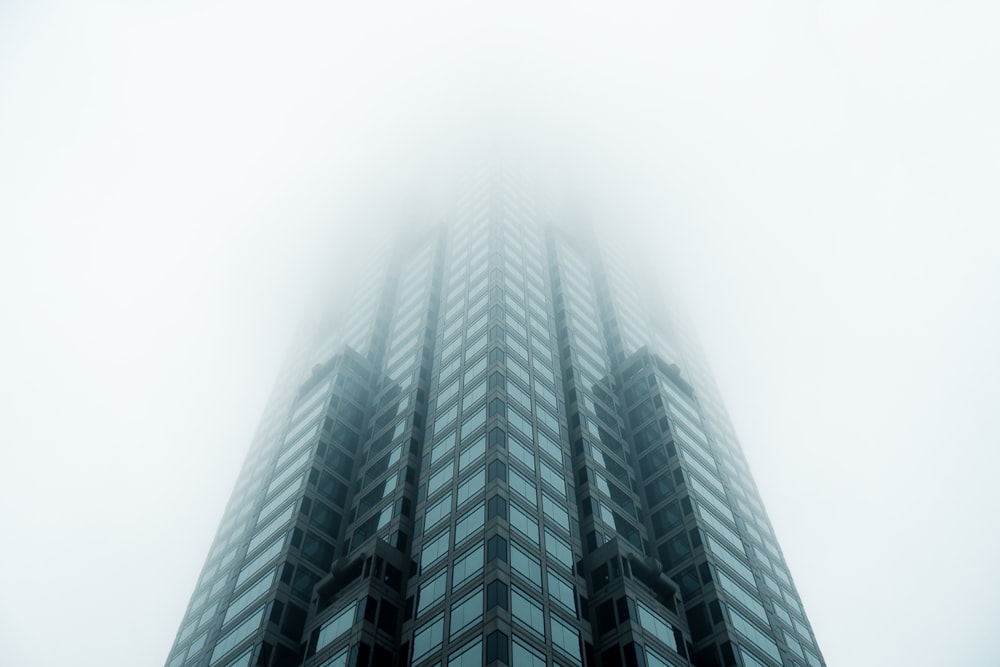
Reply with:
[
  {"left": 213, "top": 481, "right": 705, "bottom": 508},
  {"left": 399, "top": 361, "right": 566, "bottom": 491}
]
[{"left": 2, "top": 1, "right": 998, "bottom": 665}]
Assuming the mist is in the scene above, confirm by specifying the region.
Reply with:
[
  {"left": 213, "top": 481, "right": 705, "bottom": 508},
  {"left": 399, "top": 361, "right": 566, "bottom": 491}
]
[{"left": 2, "top": 1, "right": 998, "bottom": 665}]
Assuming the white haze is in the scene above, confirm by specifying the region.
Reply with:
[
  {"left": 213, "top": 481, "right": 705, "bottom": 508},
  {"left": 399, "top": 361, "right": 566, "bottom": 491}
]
[{"left": 1, "top": 1, "right": 998, "bottom": 665}]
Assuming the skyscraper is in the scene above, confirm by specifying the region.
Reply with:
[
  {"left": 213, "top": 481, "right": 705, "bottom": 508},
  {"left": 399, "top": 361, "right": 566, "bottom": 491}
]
[{"left": 165, "top": 171, "right": 825, "bottom": 667}]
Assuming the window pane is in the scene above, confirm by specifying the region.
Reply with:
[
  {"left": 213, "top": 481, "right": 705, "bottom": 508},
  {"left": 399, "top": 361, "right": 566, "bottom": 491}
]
[
  {"left": 447, "top": 639, "right": 483, "bottom": 667},
  {"left": 510, "top": 542, "right": 542, "bottom": 590},
  {"left": 413, "top": 615, "right": 445, "bottom": 663},
  {"left": 449, "top": 587, "right": 484, "bottom": 638},
  {"left": 417, "top": 569, "right": 447, "bottom": 616},
  {"left": 452, "top": 544, "right": 485, "bottom": 588},
  {"left": 511, "top": 587, "right": 545, "bottom": 640}
]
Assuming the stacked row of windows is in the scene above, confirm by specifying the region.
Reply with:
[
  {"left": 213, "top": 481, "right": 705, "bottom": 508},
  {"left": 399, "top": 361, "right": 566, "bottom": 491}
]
[
  {"left": 214, "top": 363, "right": 381, "bottom": 663},
  {"left": 418, "top": 402, "right": 574, "bottom": 545},
  {"left": 383, "top": 242, "right": 437, "bottom": 385},
  {"left": 275, "top": 375, "right": 369, "bottom": 646},
  {"left": 550, "top": 237, "right": 656, "bottom": 561},
  {"left": 169, "top": 368, "right": 357, "bottom": 666},
  {"left": 575, "top": 420, "right": 645, "bottom": 554},
  {"left": 402, "top": 219, "right": 502, "bottom": 662},
  {"left": 411, "top": 217, "right": 588, "bottom": 662},
  {"left": 341, "top": 237, "right": 443, "bottom": 561},
  {"left": 623, "top": 362, "right": 828, "bottom": 665},
  {"left": 412, "top": 533, "right": 582, "bottom": 665},
  {"left": 650, "top": 361, "right": 821, "bottom": 662}
]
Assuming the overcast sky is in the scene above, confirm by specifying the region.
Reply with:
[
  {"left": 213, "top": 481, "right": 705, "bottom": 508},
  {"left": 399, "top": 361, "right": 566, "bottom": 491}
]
[{"left": 2, "top": 1, "right": 998, "bottom": 666}]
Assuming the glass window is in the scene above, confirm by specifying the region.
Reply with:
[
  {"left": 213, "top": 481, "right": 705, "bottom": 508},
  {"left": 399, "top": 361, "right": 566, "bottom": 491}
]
[
  {"left": 729, "top": 607, "right": 782, "bottom": 663},
  {"left": 466, "top": 310, "right": 487, "bottom": 336},
  {"left": 636, "top": 600, "right": 681, "bottom": 653},
  {"left": 436, "top": 378, "right": 460, "bottom": 408},
  {"left": 509, "top": 503, "right": 540, "bottom": 546},
  {"left": 689, "top": 478, "right": 734, "bottom": 522},
  {"left": 246, "top": 504, "right": 295, "bottom": 554},
  {"left": 223, "top": 568, "right": 276, "bottom": 625},
  {"left": 447, "top": 638, "right": 482, "bottom": 667},
  {"left": 457, "top": 467, "right": 486, "bottom": 507},
  {"left": 236, "top": 534, "right": 286, "bottom": 588},
  {"left": 716, "top": 569, "right": 768, "bottom": 622},
  {"left": 417, "top": 569, "right": 447, "bottom": 616},
  {"left": 547, "top": 570, "right": 576, "bottom": 614},
  {"left": 487, "top": 493, "right": 506, "bottom": 521},
  {"left": 460, "top": 406, "right": 486, "bottom": 440},
  {"left": 315, "top": 602, "right": 357, "bottom": 652},
  {"left": 430, "top": 430, "right": 457, "bottom": 466},
  {"left": 511, "top": 587, "right": 545, "bottom": 640},
  {"left": 644, "top": 646, "right": 677, "bottom": 667},
  {"left": 439, "top": 356, "right": 461, "bottom": 383},
  {"left": 544, "top": 529, "right": 574, "bottom": 570},
  {"left": 509, "top": 467, "right": 537, "bottom": 506},
  {"left": 188, "top": 631, "right": 207, "bottom": 654},
  {"left": 420, "top": 530, "right": 450, "bottom": 571},
  {"left": 285, "top": 407, "right": 323, "bottom": 444},
  {"left": 315, "top": 647, "right": 349, "bottom": 667},
  {"left": 267, "top": 450, "right": 311, "bottom": 493},
  {"left": 443, "top": 317, "right": 465, "bottom": 342},
  {"left": 681, "top": 450, "right": 724, "bottom": 493},
  {"left": 783, "top": 630, "right": 804, "bottom": 658},
  {"left": 424, "top": 493, "right": 453, "bottom": 532},
  {"left": 536, "top": 405, "right": 561, "bottom": 435},
  {"left": 541, "top": 493, "right": 570, "bottom": 532},
  {"left": 508, "top": 407, "right": 533, "bottom": 438},
  {"left": 508, "top": 436, "right": 536, "bottom": 471},
  {"left": 704, "top": 533, "right": 754, "bottom": 585},
  {"left": 427, "top": 464, "right": 453, "bottom": 499},
  {"left": 510, "top": 542, "right": 542, "bottom": 590},
  {"left": 530, "top": 356, "right": 554, "bottom": 384},
  {"left": 449, "top": 587, "right": 484, "bottom": 638},
  {"left": 434, "top": 404, "right": 459, "bottom": 436},
  {"left": 210, "top": 608, "right": 264, "bottom": 664},
  {"left": 485, "top": 630, "right": 508, "bottom": 665},
  {"left": 466, "top": 331, "right": 488, "bottom": 358},
  {"left": 486, "top": 580, "right": 507, "bottom": 610},
  {"left": 458, "top": 436, "right": 486, "bottom": 470},
  {"left": 452, "top": 544, "right": 485, "bottom": 588},
  {"left": 507, "top": 381, "right": 532, "bottom": 413},
  {"left": 412, "top": 615, "right": 445, "bottom": 663},
  {"left": 486, "top": 535, "right": 507, "bottom": 563},
  {"left": 440, "top": 335, "right": 462, "bottom": 364},
  {"left": 463, "top": 354, "right": 488, "bottom": 384},
  {"left": 696, "top": 502, "right": 742, "bottom": 549},
  {"left": 534, "top": 382, "right": 558, "bottom": 411},
  {"left": 455, "top": 502, "right": 485, "bottom": 546},
  {"left": 772, "top": 603, "right": 792, "bottom": 626},
  {"left": 539, "top": 459, "right": 566, "bottom": 497},
  {"left": 550, "top": 614, "right": 581, "bottom": 661},
  {"left": 536, "top": 430, "right": 563, "bottom": 464},
  {"left": 289, "top": 379, "right": 331, "bottom": 424},
  {"left": 511, "top": 636, "right": 545, "bottom": 667}
]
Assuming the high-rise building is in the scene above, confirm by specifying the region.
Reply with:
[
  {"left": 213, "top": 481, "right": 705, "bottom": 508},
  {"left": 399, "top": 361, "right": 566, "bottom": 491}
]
[{"left": 165, "top": 171, "right": 825, "bottom": 667}]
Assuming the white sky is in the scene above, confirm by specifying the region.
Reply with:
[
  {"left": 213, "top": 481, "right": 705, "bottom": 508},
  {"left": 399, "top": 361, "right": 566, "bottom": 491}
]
[{"left": 1, "top": 1, "right": 998, "bottom": 666}]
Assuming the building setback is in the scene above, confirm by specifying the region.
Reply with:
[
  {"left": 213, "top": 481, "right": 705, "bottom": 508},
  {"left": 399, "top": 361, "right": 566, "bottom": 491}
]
[{"left": 165, "top": 171, "right": 825, "bottom": 667}]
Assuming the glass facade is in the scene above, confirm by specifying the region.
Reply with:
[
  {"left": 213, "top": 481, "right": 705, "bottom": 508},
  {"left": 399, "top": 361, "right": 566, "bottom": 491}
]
[{"left": 166, "top": 170, "right": 825, "bottom": 667}]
